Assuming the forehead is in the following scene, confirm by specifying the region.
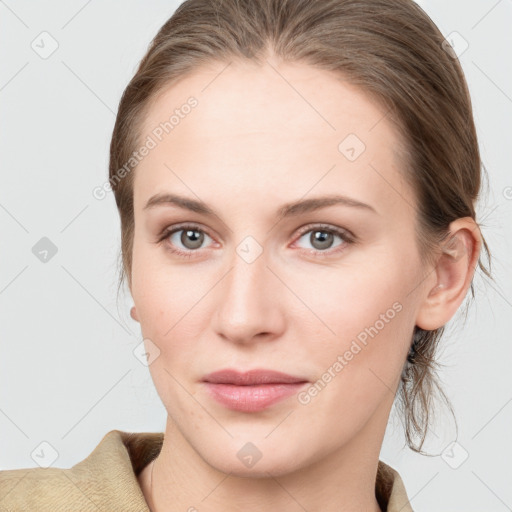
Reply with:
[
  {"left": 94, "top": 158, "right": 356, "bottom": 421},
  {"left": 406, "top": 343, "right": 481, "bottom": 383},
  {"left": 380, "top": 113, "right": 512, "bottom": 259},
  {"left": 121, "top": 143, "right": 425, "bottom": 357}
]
[{"left": 134, "top": 59, "right": 412, "bottom": 218}]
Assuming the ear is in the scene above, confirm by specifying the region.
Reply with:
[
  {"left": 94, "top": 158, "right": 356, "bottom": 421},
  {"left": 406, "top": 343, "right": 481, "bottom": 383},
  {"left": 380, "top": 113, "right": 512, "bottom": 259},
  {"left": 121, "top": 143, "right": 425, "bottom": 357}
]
[
  {"left": 415, "top": 217, "right": 482, "bottom": 331},
  {"left": 130, "top": 306, "right": 140, "bottom": 322}
]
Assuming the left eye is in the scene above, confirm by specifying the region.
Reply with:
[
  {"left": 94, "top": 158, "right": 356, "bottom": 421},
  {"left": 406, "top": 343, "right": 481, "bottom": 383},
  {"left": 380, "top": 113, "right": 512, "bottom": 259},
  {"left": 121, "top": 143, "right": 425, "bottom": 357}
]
[{"left": 295, "top": 227, "right": 347, "bottom": 253}]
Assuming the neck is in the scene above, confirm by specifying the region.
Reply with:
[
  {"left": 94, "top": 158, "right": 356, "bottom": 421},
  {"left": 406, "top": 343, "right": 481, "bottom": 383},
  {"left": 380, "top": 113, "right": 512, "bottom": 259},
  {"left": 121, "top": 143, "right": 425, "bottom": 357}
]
[{"left": 138, "top": 406, "right": 390, "bottom": 512}]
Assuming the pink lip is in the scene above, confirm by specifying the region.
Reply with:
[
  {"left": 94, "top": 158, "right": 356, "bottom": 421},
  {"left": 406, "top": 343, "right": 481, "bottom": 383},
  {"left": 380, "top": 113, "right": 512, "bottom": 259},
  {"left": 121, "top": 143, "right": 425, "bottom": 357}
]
[{"left": 201, "top": 369, "right": 309, "bottom": 412}]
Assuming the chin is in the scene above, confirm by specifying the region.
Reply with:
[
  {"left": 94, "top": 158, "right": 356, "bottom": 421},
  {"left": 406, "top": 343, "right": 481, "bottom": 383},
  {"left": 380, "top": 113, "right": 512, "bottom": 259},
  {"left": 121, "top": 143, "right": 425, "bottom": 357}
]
[
  {"left": 197, "top": 434, "right": 313, "bottom": 477},
  {"left": 207, "top": 452, "right": 304, "bottom": 479}
]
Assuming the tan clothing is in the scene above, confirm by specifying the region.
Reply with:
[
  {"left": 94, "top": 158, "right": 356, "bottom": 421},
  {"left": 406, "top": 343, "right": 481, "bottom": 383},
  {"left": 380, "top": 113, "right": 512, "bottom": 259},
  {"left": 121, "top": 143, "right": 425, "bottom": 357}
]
[{"left": 0, "top": 429, "right": 413, "bottom": 511}]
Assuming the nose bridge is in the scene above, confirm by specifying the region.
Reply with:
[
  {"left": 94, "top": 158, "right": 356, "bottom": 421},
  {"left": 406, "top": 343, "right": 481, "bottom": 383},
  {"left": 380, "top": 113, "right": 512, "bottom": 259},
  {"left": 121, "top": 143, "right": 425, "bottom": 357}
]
[
  {"left": 224, "top": 241, "right": 270, "bottom": 311},
  {"left": 213, "top": 238, "right": 282, "bottom": 342}
]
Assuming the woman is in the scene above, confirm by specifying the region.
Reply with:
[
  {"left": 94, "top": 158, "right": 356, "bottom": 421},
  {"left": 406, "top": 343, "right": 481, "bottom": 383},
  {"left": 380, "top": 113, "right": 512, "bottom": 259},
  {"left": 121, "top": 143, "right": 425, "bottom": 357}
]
[{"left": 0, "top": 0, "right": 492, "bottom": 510}]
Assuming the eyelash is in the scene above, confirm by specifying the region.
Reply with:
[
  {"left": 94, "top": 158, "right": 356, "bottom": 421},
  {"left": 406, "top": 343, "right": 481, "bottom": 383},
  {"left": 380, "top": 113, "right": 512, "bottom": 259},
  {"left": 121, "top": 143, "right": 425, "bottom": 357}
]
[{"left": 156, "top": 222, "right": 356, "bottom": 259}]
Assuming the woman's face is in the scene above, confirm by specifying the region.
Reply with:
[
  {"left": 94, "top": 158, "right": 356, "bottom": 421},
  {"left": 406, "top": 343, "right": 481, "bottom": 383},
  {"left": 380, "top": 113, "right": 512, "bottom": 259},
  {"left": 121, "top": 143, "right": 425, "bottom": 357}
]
[{"left": 130, "top": 59, "right": 430, "bottom": 475}]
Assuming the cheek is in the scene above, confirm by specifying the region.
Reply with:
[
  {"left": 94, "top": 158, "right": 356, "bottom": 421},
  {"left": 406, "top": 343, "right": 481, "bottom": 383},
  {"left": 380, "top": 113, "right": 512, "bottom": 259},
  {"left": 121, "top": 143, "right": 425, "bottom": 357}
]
[
  {"left": 294, "top": 277, "right": 414, "bottom": 439},
  {"left": 131, "top": 240, "right": 177, "bottom": 337},
  {"left": 130, "top": 245, "right": 202, "bottom": 405},
  {"left": 131, "top": 238, "right": 210, "bottom": 358},
  {"left": 294, "top": 256, "right": 416, "bottom": 389}
]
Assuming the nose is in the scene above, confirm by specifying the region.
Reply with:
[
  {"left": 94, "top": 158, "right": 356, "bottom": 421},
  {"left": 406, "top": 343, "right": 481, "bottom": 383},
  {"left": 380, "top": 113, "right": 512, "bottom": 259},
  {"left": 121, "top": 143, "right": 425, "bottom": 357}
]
[{"left": 211, "top": 246, "right": 285, "bottom": 346}]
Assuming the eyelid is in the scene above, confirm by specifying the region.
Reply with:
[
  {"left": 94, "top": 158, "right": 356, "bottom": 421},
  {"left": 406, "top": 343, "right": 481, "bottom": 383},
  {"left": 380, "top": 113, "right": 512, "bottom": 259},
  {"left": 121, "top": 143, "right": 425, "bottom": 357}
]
[
  {"left": 293, "top": 222, "right": 355, "bottom": 241},
  {"left": 158, "top": 221, "right": 210, "bottom": 236}
]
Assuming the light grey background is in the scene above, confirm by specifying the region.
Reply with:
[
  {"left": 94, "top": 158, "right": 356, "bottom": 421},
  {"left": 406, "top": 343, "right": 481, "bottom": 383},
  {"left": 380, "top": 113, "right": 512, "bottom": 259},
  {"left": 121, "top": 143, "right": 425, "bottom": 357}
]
[{"left": 0, "top": 1, "right": 511, "bottom": 510}]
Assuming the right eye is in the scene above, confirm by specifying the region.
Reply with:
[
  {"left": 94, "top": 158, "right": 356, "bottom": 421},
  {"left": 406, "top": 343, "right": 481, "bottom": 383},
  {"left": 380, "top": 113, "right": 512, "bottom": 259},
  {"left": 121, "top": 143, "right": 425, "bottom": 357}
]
[{"left": 158, "top": 223, "right": 215, "bottom": 258}]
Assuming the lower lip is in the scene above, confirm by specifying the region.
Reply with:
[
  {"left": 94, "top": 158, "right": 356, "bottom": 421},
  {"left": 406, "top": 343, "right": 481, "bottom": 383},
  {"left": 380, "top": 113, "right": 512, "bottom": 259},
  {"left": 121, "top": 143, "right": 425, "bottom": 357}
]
[{"left": 202, "top": 382, "right": 308, "bottom": 412}]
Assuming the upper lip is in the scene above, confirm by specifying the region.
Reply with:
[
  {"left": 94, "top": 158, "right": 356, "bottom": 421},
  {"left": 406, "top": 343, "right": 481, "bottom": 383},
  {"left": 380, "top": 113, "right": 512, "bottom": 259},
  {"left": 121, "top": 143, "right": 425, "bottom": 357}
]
[{"left": 202, "top": 369, "right": 308, "bottom": 385}]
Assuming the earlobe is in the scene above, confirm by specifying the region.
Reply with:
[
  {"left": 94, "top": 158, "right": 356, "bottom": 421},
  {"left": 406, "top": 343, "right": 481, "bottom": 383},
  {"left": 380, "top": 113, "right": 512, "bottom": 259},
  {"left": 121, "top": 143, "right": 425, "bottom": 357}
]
[{"left": 415, "top": 218, "right": 482, "bottom": 331}]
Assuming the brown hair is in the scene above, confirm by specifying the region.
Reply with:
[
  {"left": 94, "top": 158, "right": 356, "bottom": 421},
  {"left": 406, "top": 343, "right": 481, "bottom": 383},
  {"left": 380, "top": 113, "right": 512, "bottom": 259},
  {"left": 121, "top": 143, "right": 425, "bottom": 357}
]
[{"left": 109, "top": 0, "right": 493, "bottom": 453}]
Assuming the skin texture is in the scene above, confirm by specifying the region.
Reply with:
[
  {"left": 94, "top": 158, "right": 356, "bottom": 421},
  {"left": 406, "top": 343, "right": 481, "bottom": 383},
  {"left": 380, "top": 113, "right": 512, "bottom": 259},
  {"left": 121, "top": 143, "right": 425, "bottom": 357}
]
[{"left": 129, "top": 56, "right": 481, "bottom": 512}]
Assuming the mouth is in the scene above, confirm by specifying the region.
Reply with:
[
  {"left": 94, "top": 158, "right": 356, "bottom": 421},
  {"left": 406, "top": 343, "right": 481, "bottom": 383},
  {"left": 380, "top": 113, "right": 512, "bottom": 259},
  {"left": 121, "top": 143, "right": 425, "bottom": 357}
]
[
  {"left": 201, "top": 368, "right": 309, "bottom": 412},
  {"left": 202, "top": 368, "right": 309, "bottom": 385}
]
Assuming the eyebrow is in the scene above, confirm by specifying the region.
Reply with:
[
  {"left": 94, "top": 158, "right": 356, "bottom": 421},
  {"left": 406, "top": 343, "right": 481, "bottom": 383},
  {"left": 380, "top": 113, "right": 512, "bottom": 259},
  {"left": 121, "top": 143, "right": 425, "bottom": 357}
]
[{"left": 143, "top": 193, "right": 378, "bottom": 217}]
